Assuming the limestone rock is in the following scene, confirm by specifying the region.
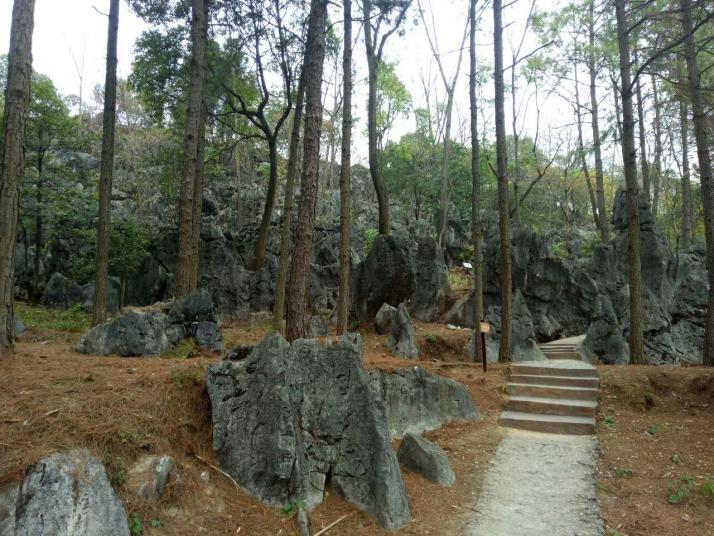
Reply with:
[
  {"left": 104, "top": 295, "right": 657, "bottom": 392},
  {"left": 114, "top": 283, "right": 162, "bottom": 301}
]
[
  {"left": 410, "top": 237, "right": 450, "bottom": 322},
  {"left": 369, "top": 367, "right": 480, "bottom": 438},
  {"left": 127, "top": 455, "right": 179, "bottom": 500},
  {"left": 0, "top": 484, "right": 18, "bottom": 536},
  {"left": 75, "top": 310, "right": 173, "bottom": 356},
  {"left": 397, "top": 434, "right": 455, "bottom": 487},
  {"left": 11, "top": 449, "right": 129, "bottom": 536},
  {"left": 511, "top": 290, "right": 547, "bottom": 362},
  {"left": 191, "top": 321, "right": 224, "bottom": 351},
  {"left": 385, "top": 303, "right": 419, "bottom": 359},
  {"left": 308, "top": 315, "right": 329, "bottom": 337},
  {"left": 374, "top": 303, "right": 397, "bottom": 335},
  {"left": 206, "top": 333, "right": 411, "bottom": 531},
  {"left": 580, "top": 294, "right": 629, "bottom": 364}
]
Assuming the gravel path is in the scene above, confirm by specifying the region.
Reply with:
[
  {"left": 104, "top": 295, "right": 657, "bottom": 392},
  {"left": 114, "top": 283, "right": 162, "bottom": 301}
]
[{"left": 461, "top": 429, "right": 604, "bottom": 536}]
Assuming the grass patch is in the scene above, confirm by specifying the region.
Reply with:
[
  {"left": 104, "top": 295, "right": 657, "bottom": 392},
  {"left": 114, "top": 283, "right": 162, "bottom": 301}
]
[
  {"left": 162, "top": 339, "right": 196, "bottom": 359},
  {"left": 15, "top": 302, "right": 91, "bottom": 333},
  {"left": 668, "top": 474, "right": 695, "bottom": 504},
  {"left": 448, "top": 269, "right": 472, "bottom": 291},
  {"left": 170, "top": 367, "right": 202, "bottom": 388}
]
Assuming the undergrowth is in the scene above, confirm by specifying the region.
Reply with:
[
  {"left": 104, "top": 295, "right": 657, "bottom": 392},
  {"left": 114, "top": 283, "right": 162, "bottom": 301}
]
[{"left": 15, "top": 302, "right": 91, "bottom": 333}]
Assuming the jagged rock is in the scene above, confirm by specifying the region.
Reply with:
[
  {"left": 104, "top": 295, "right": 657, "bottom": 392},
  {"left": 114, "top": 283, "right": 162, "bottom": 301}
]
[
  {"left": 40, "top": 272, "right": 83, "bottom": 308},
  {"left": 410, "top": 237, "right": 450, "bottom": 322},
  {"left": 534, "top": 313, "right": 562, "bottom": 340},
  {"left": 223, "top": 344, "right": 253, "bottom": 361},
  {"left": 127, "top": 455, "right": 179, "bottom": 500},
  {"left": 444, "top": 292, "right": 477, "bottom": 328},
  {"left": 352, "top": 235, "right": 415, "bottom": 322},
  {"left": 308, "top": 315, "right": 329, "bottom": 337},
  {"left": 8, "top": 449, "right": 129, "bottom": 536},
  {"left": 374, "top": 303, "right": 397, "bottom": 334},
  {"left": 397, "top": 434, "right": 455, "bottom": 487},
  {"left": 580, "top": 294, "right": 629, "bottom": 364},
  {"left": 166, "top": 291, "right": 216, "bottom": 324},
  {"left": 385, "top": 303, "right": 419, "bottom": 359},
  {"left": 206, "top": 333, "right": 411, "bottom": 530},
  {"left": 465, "top": 306, "right": 501, "bottom": 362},
  {"left": 0, "top": 484, "right": 18, "bottom": 536},
  {"left": 369, "top": 367, "right": 480, "bottom": 438},
  {"left": 191, "top": 321, "right": 224, "bottom": 351}
]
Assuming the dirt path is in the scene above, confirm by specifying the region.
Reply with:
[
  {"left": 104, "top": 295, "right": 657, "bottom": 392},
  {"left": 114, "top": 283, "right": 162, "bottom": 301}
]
[{"left": 461, "top": 429, "right": 604, "bottom": 536}]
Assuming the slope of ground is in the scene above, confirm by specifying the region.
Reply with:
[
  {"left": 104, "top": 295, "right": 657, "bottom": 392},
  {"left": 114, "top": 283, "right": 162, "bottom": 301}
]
[
  {"left": 0, "top": 309, "right": 504, "bottom": 536},
  {"left": 597, "top": 366, "right": 714, "bottom": 536}
]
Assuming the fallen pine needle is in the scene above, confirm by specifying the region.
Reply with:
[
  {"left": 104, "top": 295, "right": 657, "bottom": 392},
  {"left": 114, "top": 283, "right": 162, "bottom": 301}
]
[
  {"left": 312, "top": 514, "right": 351, "bottom": 536},
  {"left": 44, "top": 409, "right": 60, "bottom": 417},
  {"left": 193, "top": 453, "right": 240, "bottom": 492}
]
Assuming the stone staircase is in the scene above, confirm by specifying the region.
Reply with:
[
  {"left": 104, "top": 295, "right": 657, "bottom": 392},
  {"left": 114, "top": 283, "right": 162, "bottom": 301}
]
[
  {"left": 499, "top": 360, "right": 599, "bottom": 435},
  {"left": 538, "top": 335, "right": 585, "bottom": 360}
]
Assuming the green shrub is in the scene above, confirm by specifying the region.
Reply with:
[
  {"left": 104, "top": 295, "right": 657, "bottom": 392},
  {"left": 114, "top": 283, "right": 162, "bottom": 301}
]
[
  {"left": 702, "top": 479, "right": 714, "bottom": 502},
  {"left": 365, "top": 228, "right": 379, "bottom": 250},
  {"left": 550, "top": 241, "right": 569, "bottom": 260},
  {"left": 15, "top": 303, "right": 91, "bottom": 333},
  {"left": 169, "top": 367, "right": 202, "bottom": 388},
  {"left": 668, "top": 475, "right": 695, "bottom": 504},
  {"left": 129, "top": 512, "right": 143, "bottom": 536}
]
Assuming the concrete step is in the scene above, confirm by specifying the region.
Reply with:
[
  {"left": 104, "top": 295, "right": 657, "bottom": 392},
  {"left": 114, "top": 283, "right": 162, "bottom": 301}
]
[
  {"left": 510, "top": 374, "right": 599, "bottom": 388},
  {"left": 499, "top": 411, "right": 596, "bottom": 435},
  {"left": 539, "top": 345, "right": 577, "bottom": 350},
  {"left": 507, "top": 383, "right": 598, "bottom": 401},
  {"left": 511, "top": 363, "right": 598, "bottom": 379},
  {"left": 506, "top": 396, "right": 597, "bottom": 417},
  {"left": 542, "top": 351, "right": 582, "bottom": 361}
]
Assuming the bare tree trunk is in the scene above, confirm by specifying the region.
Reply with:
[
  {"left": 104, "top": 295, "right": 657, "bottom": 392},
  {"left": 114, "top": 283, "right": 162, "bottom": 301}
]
[
  {"left": 635, "top": 63, "right": 650, "bottom": 200},
  {"left": 0, "top": 0, "right": 35, "bottom": 353},
  {"left": 336, "top": 0, "right": 353, "bottom": 335},
  {"left": 272, "top": 76, "right": 305, "bottom": 332},
  {"left": 285, "top": 0, "right": 328, "bottom": 341},
  {"left": 175, "top": 0, "right": 208, "bottom": 298},
  {"left": 511, "top": 64, "right": 521, "bottom": 221},
  {"left": 469, "top": 0, "right": 484, "bottom": 364},
  {"left": 494, "top": 0, "right": 512, "bottom": 363},
  {"left": 680, "top": 0, "right": 714, "bottom": 366},
  {"left": 365, "top": 51, "right": 389, "bottom": 235},
  {"left": 93, "top": 0, "right": 119, "bottom": 326},
  {"left": 679, "top": 80, "right": 693, "bottom": 250},
  {"left": 615, "top": 0, "right": 645, "bottom": 364},
  {"left": 574, "top": 63, "right": 600, "bottom": 230},
  {"left": 588, "top": 0, "right": 608, "bottom": 242},
  {"left": 651, "top": 73, "right": 663, "bottom": 218},
  {"left": 250, "top": 138, "right": 279, "bottom": 271},
  {"left": 190, "top": 102, "right": 207, "bottom": 291}
]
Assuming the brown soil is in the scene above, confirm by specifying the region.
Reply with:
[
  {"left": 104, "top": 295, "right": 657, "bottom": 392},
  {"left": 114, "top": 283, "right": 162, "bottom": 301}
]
[
  {"left": 0, "top": 319, "right": 505, "bottom": 536},
  {"left": 597, "top": 365, "right": 714, "bottom": 536}
]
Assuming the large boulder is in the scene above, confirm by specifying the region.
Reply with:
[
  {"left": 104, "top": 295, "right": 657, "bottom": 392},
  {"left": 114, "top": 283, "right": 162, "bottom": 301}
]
[
  {"left": 374, "top": 302, "right": 397, "bottom": 335},
  {"left": 6, "top": 449, "right": 130, "bottom": 536},
  {"left": 580, "top": 294, "right": 629, "bottom": 364},
  {"left": 40, "top": 272, "right": 83, "bottom": 308},
  {"left": 385, "top": 303, "right": 419, "bottom": 359},
  {"left": 410, "top": 237, "right": 450, "bottom": 322},
  {"left": 369, "top": 367, "right": 480, "bottom": 438},
  {"left": 352, "top": 235, "right": 415, "bottom": 322},
  {"left": 206, "top": 333, "right": 411, "bottom": 531},
  {"left": 397, "top": 434, "right": 455, "bottom": 487}
]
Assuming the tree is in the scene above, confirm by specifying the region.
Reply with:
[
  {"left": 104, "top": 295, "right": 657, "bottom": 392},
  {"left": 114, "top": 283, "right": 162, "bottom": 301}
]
[
  {"left": 679, "top": 0, "right": 714, "bottom": 366},
  {"left": 109, "top": 217, "right": 151, "bottom": 309},
  {"left": 93, "top": 0, "right": 120, "bottom": 326},
  {"left": 337, "top": 0, "right": 353, "bottom": 335},
  {"left": 493, "top": 0, "right": 512, "bottom": 363},
  {"left": 469, "top": 0, "right": 484, "bottom": 364},
  {"left": 0, "top": 0, "right": 36, "bottom": 353},
  {"left": 175, "top": 0, "right": 209, "bottom": 298},
  {"left": 285, "top": 0, "right": 328, "bottom": 341},
  {"left": 362, "top": 0, "right": 412, "bottom": 235},
  {"left": 614, "top": 0, "right": 645, "bottom": 364},
  {"left": 678, "top": 62, "right": 693, "bottom": 250}
]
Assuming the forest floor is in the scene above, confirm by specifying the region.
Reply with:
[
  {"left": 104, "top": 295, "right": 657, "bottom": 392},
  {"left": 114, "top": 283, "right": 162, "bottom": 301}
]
[{"left": 2, "top": 303, "right": 714, "bottom": 535}]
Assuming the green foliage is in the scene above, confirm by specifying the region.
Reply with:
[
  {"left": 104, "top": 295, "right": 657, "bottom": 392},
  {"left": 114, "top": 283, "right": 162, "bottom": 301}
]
[
  {"left": 603, "top": 415, "right": 615, "bottom": 428},
  {"left": 129, "top": 512, "right": 143, "bottom": 536},
  {"left": 614, "top": 468, "right": 636, "bottom": 477},
  {"left": 668, "top": 475, "right": 695, "bottom": 504},
  {"left": 164, "top": 339, "right": 196, "bottom": 360},
  {"left": 375, "top": 62, "right": 411, "bottom": 144},
  {"left": 170, "top": 367, "right": 202, "bottom": 388},
  {"left": 646, "top": 424, "right": 658, "bottom": 436},
  {"left": 671, "top": 453, "right": 684, "bottom": 465},
  {"left": 104, "top": 453, "right": 128, "bottom": 489},
  {"left": 15, "top": 303, "right": 91, "bottom": 333},
  {"left": 109, "top": 218, "right": 152, "bottom": 282},
  {"left": 425, "top": 333, "right": 438, "bottom": 344},
  {"left": 702, "top": 479, "right": 714, "bottom": 502},
  {"left": 282, "top": 499, "right": 304, "bottom": 516},
  {"left": 365, "top": 228, "right": 379, "bottom": 249},
  {"left": 448, "top": 270, "right": 472, "bottom": 291},
  {"left": 550, "top": 242, "right": 569, "bottom": 260}
]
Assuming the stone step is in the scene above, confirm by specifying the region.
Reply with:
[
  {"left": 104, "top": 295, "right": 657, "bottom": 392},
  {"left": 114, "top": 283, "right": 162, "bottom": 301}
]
[
  {"left": 511, "top": 363, "right": 598, "bottom": 379},
  {"left": 507, "top": 383, "right": 598, "bottom": 401},
  {"left": 506, "top": 396, "right": 597, "bottom": 417},
  {"left": 539, "top": 345, "right": 577, "bottom": 350},
  {"left": 542, "top": 351, "right": 582, "bottom": 361},
  {"left": 510, "top": 374, "right": 599, "bottom": 389},
  {"left": 499, "top": 411, "right": 596, "bottom": 435}
]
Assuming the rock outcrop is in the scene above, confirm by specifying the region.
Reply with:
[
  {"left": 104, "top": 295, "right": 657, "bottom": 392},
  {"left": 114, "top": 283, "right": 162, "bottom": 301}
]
[
  {"left": 397, "top": 434, "right": 455, "bottom": 487},
  {"left": 580, "top": 294, "right": 629, "bottom": 364},
  {"left": 385, "top": 303, "right": 419, "bottom": 359},
  {"left": 369, "top": 367, "right": 480, "bottom": 438},
  {"left": 206, "top": 333, "right": 411, "bottom": 531},
  {"left": 374, "top": 302, "right": 397, "bottom": 335},
  {"left": 2, "top": 449, "right": 130, "bottom": 536},
  {"left": 127, "top": 455, "right": 179, "bottom": 500},
  {"left": 410, "top": 237, "right": 450, "bottom": 322}
]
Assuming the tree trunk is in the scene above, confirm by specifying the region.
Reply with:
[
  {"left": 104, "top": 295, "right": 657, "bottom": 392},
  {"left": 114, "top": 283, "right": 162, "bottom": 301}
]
[
  {"left": 469, "top": 0, "right": 484, "bottom": 364},
  {"left": 363, "top": 0, "right": 390, "bottom": 236},
  {"left": 250, "top": 137, "right": 279, "bottom": 271},
  {"left": 494, "top": 0, "right": 512, "bottom": 363},
  {"left": 175, "top": 0, "right": 208, "bottom": 298},
  {"left": 574, "top": 62, "right": 600, "bottom": 230},
  {"left": 336, "top": 0, "right": 353, "bottom": 335},
  {"left": 651, "top": 73, "right": 663, "bottom": 218},
  {"left": 511, "top": 64, "right": 520, "bottom": 221},
  {"left": 615, "top": 0, "right": 645, "bottom": 364},
  {"left": 680, "top": 0, "right": 714, "bottom": 366},
  {"left": 272, "top": 76, "right": 305, "bottom": 332},
  {"left": 635, "top": 64, "right": 650, "bottom": 200},
  {"left": 588, "top": 0, "right": 608, "bottom": 242},
  {"left": 679, "top": 77, "right": 693, "bottom": 250},
  {"left": 437, "top": 88, "right": 455, "bottom": 248},
  {"left": 285, "top": 0, "right": 328, "bottom": 341},
  {"left": 93, "top": 0, "right": 119, "bottom": 326},
  {"left": 189, "top": 101, "right": 207, "bottom": 290},
  {"left": 0, "top": 0, "right": 35, "bottom": 353}
]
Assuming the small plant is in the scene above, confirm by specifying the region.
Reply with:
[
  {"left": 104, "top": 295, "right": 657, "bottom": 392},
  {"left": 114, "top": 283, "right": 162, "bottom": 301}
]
[
  {"left": 425, "top": 333, "right": 439, "bottom": 344},
  {"left": 150, "top": 518, "right": 163, "bottom": 528},
  {"left": 671, "top": 453, "right": 684, "bottom": 465},
  {"left": 365, "top": 228, "right": 379, "bottom": 249},
  {"left": 549, "top": 241, "right": 569, "bottom": 260},
  {"left": 643, "top": 386, "right": 655, "bottom": 408},
  {"left": 448, "top": 269, "right": 472, "bottom": 290},
  {"left": 170, "top": 367, "right": 202, "bottom": 388},
  {"left": 104, "top": 453, "right": 127, "bottom": 488},
  {"left": 129, "top": 512, "right": 143, "bottom": 536},
  {"left": 615, "top": 468, "right": 636, "bottom": 477},
  {"left": 668, "top": 475, "right": 695, "bottom": 504},
  {"left": 607, "top": 529, "right": 626, "bottom": 536},
  {"left": 702, "top": 479, "right": 714, "bottom": 502},
  {"left": 282, "top": 498, "right": 305, "bottom": 516},
  {"left": 163, "top": 339, "right": 195, "bottom": 359},
  {"left": 603, "top": 415, "right": 615, "bottom": 428},
  {"left": 646, "top": 424, "right": 658, "bottom": 436}
]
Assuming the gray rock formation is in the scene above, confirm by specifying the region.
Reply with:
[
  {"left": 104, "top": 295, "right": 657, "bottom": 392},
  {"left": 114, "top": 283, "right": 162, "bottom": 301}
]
[
  {"left": 580, "top": 294, "right": 629, "bottom": 364},
  {"left": 410, "top": 237, "right": 450, "bottom": 322},
  {"left": 397, "top": 434, "right": 455, "bottom": 487},
  {"left": 369, "top": 367, "right": 480, "bottom": 438},
  {"left": 206, "top": 333, "right": 411, "bottom": 531},
  {"left": 0, "top": 484, "right": 18, "bottom": 536},
  {"left": 127, "top": 455, "right": 179, "bottom": 500},
  {"left": 6, "top": 449, "right": 130, "bottom": 536},
  {"left": 385, "top": 303, "right": 419, "bottom": 359},
  {"left": 374, "top": 302, "right": 397, "bottom": 335},
  {"left": 352, "top": 235, "right": 415, "bottom": 322},
  {"left": 308, "top": 315, "right": 329, "bottom": 337}
]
